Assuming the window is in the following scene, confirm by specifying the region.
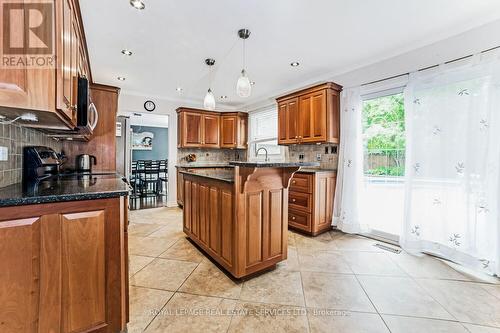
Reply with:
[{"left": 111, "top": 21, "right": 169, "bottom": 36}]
[
  {"left": 248, "top": 107, "right": 284, "bottom": 160},
  {"left": 362, "top": 92, "right": 405, "bottom": 178}
]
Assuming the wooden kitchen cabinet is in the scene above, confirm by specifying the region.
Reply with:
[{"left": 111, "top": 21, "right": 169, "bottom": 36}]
[
  {"left": 177, "top": 169, "right": 184, "bottom": 206},
  {"left": 0, "top": 0, "right": 91, "bottom": 130},
  {"left": 0, "top": 197, "right": 128, "bottom": 333},
  {"left": 220, "top": 112, "right": 248, "bottom": 149},
  {"left": 277, "top": 82, "right": 342, "bottom": 145},
  {"left": 277, "top": 97, "right": 299, "bottom": 144},
  {"left": 289, "top": 171, "right": 336, "bottom": 236},
  {"left": 177, "top": 108, "right": 248, "bottom": 149}
]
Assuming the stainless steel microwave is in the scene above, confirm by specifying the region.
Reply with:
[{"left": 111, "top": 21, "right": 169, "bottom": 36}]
[{"left": 77, "top": 76, "right": 98, "bottom": 133}]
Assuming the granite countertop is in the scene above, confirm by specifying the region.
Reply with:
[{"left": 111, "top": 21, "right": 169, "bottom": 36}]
[
  {"left": 179, "top": 168, "right": 235, "bottom": 183},
  {"left": 0, "top": 173, "right": 130, "bottom": 207},
  {"left": 176, "top": 163, "right": 232, "bottom": 168},
  {"left": 229, "top": 161, "right": 320, "bottom": 168},
  {"left": 297, "top": 168, "right": 337, "bottom": 174}
]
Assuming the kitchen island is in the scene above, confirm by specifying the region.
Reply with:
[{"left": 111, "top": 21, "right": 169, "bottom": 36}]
[
  {"left": 0, "top": 174, "right": 130, "bottom": 333},
  {"left": 180, "top": 161, "right": 318, "bottom": 278}
]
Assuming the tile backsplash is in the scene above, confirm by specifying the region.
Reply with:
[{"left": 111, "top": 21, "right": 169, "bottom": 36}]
[
  {"left": 0, "top": 123, "right": 62, "bottom": 188},
  {"left": 287, "top": 144, "right": 339, "bottom": 169},
  {"left": 177, "top": 148, "right": 247, "bottom": 164}
]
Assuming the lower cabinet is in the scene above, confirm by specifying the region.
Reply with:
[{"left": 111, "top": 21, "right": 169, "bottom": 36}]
[
  {"left": 0, "top": 197, "right": 128, "bottom": 333},
  {"left": 288, "top": 171, "right": 336, "bottom": 236}
]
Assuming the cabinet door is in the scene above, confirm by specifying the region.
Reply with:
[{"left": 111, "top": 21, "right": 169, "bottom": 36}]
[
  {"left": 315, "top": 174, "right": 336, "bottom": 231},
  {"left": 181, "top": 112, "right": 203, "bottom": 147},
  {"left": 220, "top": 115, "right": 237, "bottom": 148},
  {"left": 237, "top": 115, "right": 248, "bottom": 149},
  {"left": 286, "top": 98, "right": 299, "bottom": 143},
  {"left": 61, "top": 210, "right": 106, "bottom": 333},
  {"left": 0, "top": 217, "right": 42, "bottom": 333},
  {"left": 300, "top": 90, "right": 327, "bottom": 143},
  {"left": 203, "top": 114, "right": 220, "bottom": 147},
  {"left": 277, "top": 98, "right": 299, "bottom": 144}
]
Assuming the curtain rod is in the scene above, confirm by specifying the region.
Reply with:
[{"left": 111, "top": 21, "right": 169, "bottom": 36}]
[{"left": 361, "top": 45, "right": 500, "bottom": 87}]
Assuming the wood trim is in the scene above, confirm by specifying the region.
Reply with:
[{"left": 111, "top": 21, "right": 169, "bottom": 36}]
[
  {"left": 72, "top": 0, "right": 93, "bottom": 83},
  {"left": 276, "top": 82, "right": 342, "bottom": 102}
]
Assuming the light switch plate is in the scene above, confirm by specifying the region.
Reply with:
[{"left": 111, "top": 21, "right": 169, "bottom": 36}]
[{"left": 0, "top": 146, "right": 8, "bottom": 161}]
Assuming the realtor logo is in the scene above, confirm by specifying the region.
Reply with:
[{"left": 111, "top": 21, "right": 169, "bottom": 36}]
[{"left": 2, "top": 1, "right": 54, "bottom": 68}]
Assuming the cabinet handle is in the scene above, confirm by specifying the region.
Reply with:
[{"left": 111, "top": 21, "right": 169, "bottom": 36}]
[
  {"left": 292, "top": 180, "right": 296, "bottom": 184},
  {"left": 291, "top": 216, "right": 296, "bottom": 220},
  {"left": 292, "top": 198, "right": 296, "bottom": 202}
]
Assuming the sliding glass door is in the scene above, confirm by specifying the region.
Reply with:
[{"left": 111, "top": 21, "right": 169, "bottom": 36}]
[{"left": 360, "top": 91, "right": 405, "bottom": 242}]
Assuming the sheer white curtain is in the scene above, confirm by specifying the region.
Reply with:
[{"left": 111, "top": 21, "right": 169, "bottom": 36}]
[
  {"left": 333, "top": 87, "right": 368, "bottom": 233},
  {"left": 401, "top": 54, "right": 500, "bottom": 276}
]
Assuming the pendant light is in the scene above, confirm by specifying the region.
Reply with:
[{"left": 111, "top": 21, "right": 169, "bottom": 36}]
[
  {"left": 203, "top": 58, "right": 216, "bottom": 110},
  {"left": 236, "top": 29, "right": 251, "bottom": 98}
]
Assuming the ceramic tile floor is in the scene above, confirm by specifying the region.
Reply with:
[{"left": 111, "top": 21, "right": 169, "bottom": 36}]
[{"left": 127, "top": 207, "right": 500, "bottom": 333}]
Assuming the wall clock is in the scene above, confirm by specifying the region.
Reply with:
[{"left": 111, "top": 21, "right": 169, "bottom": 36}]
[{"left": 144, "top": 100, "right": 156, "bottom": 112}]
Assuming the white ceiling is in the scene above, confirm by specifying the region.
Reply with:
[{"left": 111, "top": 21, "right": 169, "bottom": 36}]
[{"left": 80, "top": 0, "right": 500, "bottom": 110}]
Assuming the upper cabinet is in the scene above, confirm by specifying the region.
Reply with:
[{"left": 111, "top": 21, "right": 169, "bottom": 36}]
[
  {"left": 220, "top": 112, "right": 248, "bottom": 149},
  {"left": 0, "top": 0, "right": 91, "bottom": 130},
  {"left": 177, "top": 108, "right": 248, "bottom": 149},
  {"left": 277, "top": 82, "right": 342, "bottom": 145}
]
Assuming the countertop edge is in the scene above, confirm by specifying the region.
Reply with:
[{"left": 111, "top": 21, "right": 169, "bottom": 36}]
[{"left": 0, "top": 190, "right": 130, "bottom": 208}]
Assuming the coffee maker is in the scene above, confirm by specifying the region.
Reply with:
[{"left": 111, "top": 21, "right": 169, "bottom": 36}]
[{"left": 22, "top": 146, "right": 63, "bottom": 183}]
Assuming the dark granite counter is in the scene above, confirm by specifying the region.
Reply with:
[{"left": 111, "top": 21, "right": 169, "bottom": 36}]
[
  {"left": 0, "top": 173, "right": 130, "bottom": 207},
  {"left": 229, "top": 161, "right": 320, "bottom": 168},
  {"left": 179, "top": 168, "right": 235, "bottom": 183},
  {"left": 176, "top": 163, "right": 232, "bottom": 169},
  {"left": 297, "top": 168, "right": 337, "bottom": 174}
]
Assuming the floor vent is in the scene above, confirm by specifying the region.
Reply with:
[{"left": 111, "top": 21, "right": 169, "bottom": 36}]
[{"left": 374, "top": 243, "right": 401, "bottom": 254}]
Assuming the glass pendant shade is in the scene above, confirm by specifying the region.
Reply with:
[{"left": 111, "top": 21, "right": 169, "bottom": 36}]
[
  {"left": 236, "top": 69, "right": 251, "bottom": 98},
  {"left": 204, "top": 88, "right": 216, "bottom": 110}
]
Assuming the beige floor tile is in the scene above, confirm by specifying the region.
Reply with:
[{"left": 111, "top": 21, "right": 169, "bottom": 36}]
[
  {"left": 132, "top": 258, "right": 198, "bottom": 291},
  {"left": 128, "top": 223, "right": 164, "bottom": 237},
  {"left": 294, "top": 232, "right": 338, "bottom": 252},
  {"left": 462, "top": 324, "right": 500, "bottom": 333},
  {"left": 130, "top": 207, "right": 183, "bottom": 225},
  {"left": 147, "top": 226, "right": 185, "bottom": 240},
  {"left": 388, "top": 252, "right": 471, "bottom": 280},
  {"left": 382, "top": 315, "right": 468, "bottom": 333},
  {"left": 333, "top": 234, "right": 383, "bottom": 252},
  {"left": 127, "top": 286, "right": 173, "bottom": 333},
  {"left": 288, "top": 231, "right": 297, "bottom": 248},
  {"left": 145, "top": 292, "right": 236, "bottom": 333},
  {"left": 159, "top": 238, "right": 204, "bottom": 263},
  {"left": 343, "top": 252, "right": 407, "bottom": 276},
  {"left": 301, "top": 272, "right": 375, "bottom": 312},
  {"left": 417, "top": 279, "right": 500, "bottom": 327},
  {"left": 240, "top": 270, "right": 305, "bottom": 306},
  {"left": 308, "top": 311, "right": 389, "bottom": 333},
  {"left": 276, "top": 247, "right": 300, "bottom": 272},
  {"left": 481, "top": 284, "right": 500, "bottom": 299},
  {"left": 357, "top": 276, "right": 453, "bottom": 320},
  {"left": 129, "top": 255, "right": 155, "bottom": 276},
  {"left": 297, "top": 250, "right": 352, "bottom": 274},
  {"left": 228, "top": 302, "right": 309, "bottom": 333},
  {"left": 128, "top": 235, "right": 177, "bottom": 257},
  {"left": 179, "top": 260, "right": 242, "bottom": 299}
]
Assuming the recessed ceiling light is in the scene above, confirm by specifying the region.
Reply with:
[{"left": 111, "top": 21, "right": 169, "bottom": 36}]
[
  {"left": 250, "top": 81, "right": 256, "bottom": 85},
  {"left": 121, "top": 49, "right": 133, "bottom": 56},
  {"left": 130, "top": 0, "right": 145, "bottom": 10},
  {"left": 290, "top": 62, "right": 300, "bottom": 67},
  {"left": 117, "top": 76, "right": 126, "bottom": 81},
  {"left": 220, "top": 95, "right": 228, "bottom": 99},
  {"left": 176, "top": 87, "right": 183, "bottom": 92}
]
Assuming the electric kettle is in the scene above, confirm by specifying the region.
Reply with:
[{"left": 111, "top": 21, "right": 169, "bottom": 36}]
[{"left": 76, "top": 154, "right": 97, "bottom": 173}]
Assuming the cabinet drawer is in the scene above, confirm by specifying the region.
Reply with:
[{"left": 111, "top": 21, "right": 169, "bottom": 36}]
[
  {"left": 289, "top": 191, "right": 312, "bottom": 213},
  {"left": 288, "top": 209, "right": 311, "bottom": 232},
  {"left": 290, "top": 173, "right": 312, "bottom": 193}
]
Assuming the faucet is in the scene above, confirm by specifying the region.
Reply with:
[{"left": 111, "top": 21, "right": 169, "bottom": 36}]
[{"left": 256, "top": 147, "right": 269, "bottom": 162}]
